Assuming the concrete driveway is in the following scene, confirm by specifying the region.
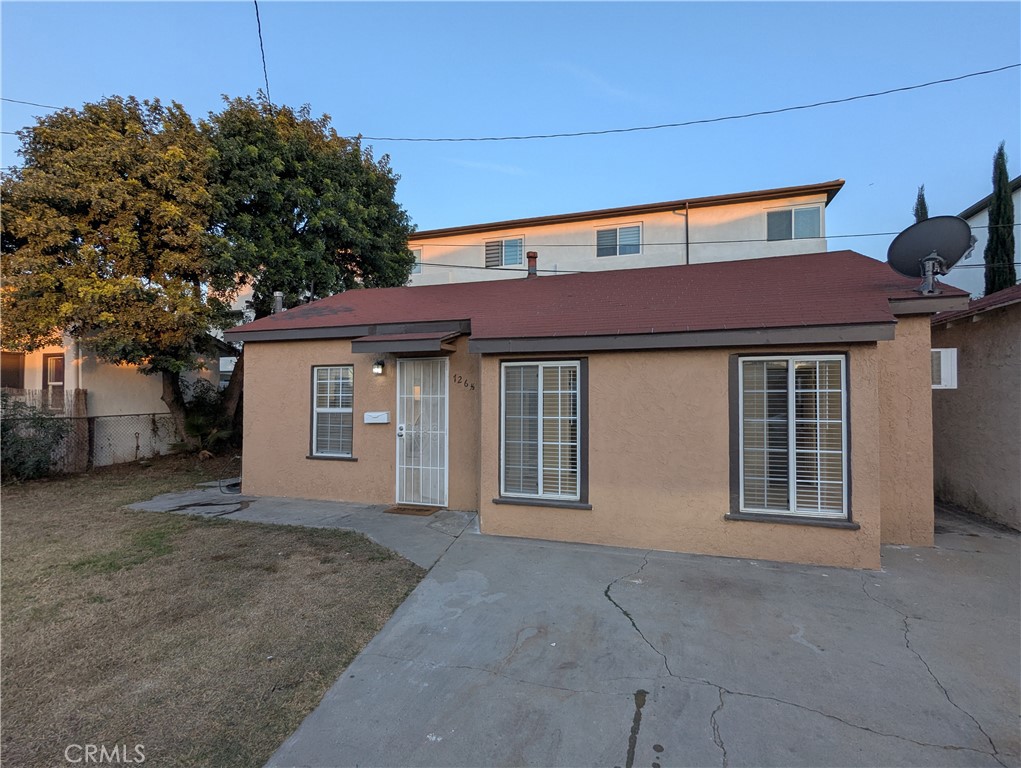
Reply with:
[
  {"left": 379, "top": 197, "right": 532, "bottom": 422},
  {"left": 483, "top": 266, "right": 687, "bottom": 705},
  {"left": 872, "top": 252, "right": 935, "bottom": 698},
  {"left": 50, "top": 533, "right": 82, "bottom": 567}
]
[{"left": 265, "top": 507, "right": 1019, "bottom": 768}]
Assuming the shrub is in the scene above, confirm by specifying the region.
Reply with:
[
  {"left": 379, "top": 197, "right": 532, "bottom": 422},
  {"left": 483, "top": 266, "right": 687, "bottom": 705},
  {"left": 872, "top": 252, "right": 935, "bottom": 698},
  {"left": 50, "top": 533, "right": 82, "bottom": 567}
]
[{"left": 1, "top": 393, "right": 71, "bottom": 482}]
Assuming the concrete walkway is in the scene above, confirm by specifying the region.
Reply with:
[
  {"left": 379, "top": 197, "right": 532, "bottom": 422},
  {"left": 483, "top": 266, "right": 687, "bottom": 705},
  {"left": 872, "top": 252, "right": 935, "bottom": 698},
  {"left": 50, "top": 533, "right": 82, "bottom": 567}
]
[
  {"left": 128, "top": 484, "right": 476, "bottom": 569},
  {"left": 130, "top": 488, "right": 1019, "bottom": 767}
]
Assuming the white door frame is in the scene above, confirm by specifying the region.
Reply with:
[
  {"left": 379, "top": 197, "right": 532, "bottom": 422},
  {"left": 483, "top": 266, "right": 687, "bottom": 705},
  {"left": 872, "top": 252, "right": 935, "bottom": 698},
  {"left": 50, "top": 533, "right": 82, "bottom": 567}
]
[{"left": 395, "top": 357, "right": 449, "bottom": 506}]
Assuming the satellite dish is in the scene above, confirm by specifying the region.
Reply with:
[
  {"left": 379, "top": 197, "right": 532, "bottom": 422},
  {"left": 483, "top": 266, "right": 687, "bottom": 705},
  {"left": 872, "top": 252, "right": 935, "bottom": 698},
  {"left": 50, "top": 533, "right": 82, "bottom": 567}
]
[{"left": 887, "top": 215, "right": 976, "bottom": 295}]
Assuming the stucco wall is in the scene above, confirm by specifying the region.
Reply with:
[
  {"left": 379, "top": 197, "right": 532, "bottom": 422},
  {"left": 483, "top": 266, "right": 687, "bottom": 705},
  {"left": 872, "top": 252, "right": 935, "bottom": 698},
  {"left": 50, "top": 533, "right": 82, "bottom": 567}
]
[
  {"left": 242, "top": 336, "right": 481, "bottom": 510},
  {"left": 478, "top": 344, "right": 884, "bottom": 569},
  {"left": 409, "top": 192, "right": 830, "bottom": 285},
  {"left": 877, "top": 315, "right": 936, "bottom": 546},
  {"left": 932, "top": 306, "right": 1021, "bottom": 529}
]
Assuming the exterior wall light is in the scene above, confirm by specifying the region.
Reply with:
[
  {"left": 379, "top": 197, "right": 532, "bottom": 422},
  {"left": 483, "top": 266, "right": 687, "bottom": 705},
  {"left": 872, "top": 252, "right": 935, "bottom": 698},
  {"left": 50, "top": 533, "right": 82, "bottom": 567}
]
[{"left": 372, "top": 360, "right": 385, "bottom": 376}]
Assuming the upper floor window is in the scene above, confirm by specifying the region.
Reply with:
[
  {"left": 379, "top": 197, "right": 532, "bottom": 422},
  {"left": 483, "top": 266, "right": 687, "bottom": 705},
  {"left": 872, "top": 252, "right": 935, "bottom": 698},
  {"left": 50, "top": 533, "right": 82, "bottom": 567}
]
[
  {"left": 767, "top": 206, "right": 821, "bottom": 241},
  {"left": 486, "top": 237, "right": 523, "bottom": 268},
  {"left": 410, "top": 248, "right": 422, "bottom": 275},
  {"left": 596, "top": 224, "right": 641, "bottom": 257}
]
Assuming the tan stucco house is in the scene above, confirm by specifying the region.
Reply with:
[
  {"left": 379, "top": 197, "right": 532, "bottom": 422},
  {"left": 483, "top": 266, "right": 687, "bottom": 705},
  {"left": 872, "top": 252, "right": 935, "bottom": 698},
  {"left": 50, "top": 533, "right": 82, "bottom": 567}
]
[
  {"left": 227, "top": 250, "right": 968, "bottom": 569},
  {"left": 931, "top": 284, "right": 1021, "bottom": 530}
]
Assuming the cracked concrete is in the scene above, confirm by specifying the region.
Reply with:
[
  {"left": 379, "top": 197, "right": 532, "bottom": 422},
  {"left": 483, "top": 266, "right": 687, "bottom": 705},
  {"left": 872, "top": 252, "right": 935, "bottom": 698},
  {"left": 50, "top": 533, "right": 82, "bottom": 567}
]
[{"left": 266, "top": 510, "right": 1018, "bottom": 767}]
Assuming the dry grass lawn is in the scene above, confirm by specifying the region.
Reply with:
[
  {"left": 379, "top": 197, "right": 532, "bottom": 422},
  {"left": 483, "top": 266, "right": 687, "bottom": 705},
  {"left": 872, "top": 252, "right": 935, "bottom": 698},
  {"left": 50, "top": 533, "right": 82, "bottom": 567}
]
[{"left": 1, "top": 455, "right": 425, "bottom": 767}]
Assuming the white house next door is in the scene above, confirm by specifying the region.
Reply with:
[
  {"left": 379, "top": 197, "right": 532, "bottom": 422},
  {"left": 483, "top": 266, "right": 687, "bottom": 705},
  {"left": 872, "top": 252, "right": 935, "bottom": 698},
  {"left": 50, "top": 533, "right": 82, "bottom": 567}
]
[{"left": 396, "top": 358, "right": 448, "bottom": 506}]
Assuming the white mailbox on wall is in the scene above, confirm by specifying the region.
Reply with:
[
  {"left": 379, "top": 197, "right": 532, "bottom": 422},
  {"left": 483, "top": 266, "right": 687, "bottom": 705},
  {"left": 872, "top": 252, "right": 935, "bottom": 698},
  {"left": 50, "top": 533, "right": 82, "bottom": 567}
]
[{"left": 363, "top": 411, "right": 391, "bottom": 424}]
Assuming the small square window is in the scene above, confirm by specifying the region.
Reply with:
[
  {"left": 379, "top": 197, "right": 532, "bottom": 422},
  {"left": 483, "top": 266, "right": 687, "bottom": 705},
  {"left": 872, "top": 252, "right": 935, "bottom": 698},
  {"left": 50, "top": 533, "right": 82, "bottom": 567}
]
[
  {"left": 596, "top": 224, "right": 641, "bottom": 257},
  {"left": 486, "top": 238, "right": 524, "bottom": 268},
  {"left": 931, "top": 348, "right": 957, "bottom": 389},
  {"left": 767, "top": 207, "right": 821, "bottom": 241}
]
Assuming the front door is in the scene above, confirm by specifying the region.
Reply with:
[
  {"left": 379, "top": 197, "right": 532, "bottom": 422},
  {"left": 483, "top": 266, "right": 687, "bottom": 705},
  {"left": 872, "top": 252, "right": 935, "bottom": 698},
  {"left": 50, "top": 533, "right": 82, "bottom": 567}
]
[{"left": 396, "top": 358, "right": 448, "bottom": 506}]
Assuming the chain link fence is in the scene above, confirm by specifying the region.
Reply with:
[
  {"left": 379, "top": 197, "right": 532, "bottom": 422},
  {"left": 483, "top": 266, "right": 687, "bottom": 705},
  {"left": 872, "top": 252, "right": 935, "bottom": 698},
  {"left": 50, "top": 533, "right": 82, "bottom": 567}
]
[{"left": 3, "top": 412, "right": 182, "bottom": 475}]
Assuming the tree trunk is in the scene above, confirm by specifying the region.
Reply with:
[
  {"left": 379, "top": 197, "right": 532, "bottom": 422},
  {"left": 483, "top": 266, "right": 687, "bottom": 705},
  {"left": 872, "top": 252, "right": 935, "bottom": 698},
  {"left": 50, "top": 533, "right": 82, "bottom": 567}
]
[
  {"left": 222, "top": 349, "right": 244, "bottom": 435},
  {"left": 161, "top": 370, "right": 199, "bottom": 449}
]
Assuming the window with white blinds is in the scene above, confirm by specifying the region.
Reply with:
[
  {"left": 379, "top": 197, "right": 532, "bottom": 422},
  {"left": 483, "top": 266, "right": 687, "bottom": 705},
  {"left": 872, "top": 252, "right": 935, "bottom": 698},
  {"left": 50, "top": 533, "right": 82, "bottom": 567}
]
[
  {"left": 596, "top": 224, "right": 641, "bottom": 257},
  {"left": 502, "top": 361, "right": 580, "bottom": 500},
  {"left": 312, "top": 366, "right": 354, "bottom": 457},
  {"left": 740, "top": 356, "right": 847, "bottom": 518},
  {"left": 485, "top": 237, "right": 524, "bottom": 267}
]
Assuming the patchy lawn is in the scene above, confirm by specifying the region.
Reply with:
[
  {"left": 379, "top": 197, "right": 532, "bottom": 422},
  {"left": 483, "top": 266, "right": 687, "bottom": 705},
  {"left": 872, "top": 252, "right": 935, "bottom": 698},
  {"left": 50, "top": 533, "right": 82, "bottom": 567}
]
[{"left": 1, "top": 455, "right": 425, "bottom": 767}]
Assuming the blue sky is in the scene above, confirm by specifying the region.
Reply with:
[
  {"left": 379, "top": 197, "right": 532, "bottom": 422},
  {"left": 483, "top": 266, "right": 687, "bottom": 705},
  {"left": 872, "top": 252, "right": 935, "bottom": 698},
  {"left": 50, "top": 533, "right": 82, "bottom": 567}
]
[{"left": 2, "top": 1, "right": 1019, "bottom": 270}]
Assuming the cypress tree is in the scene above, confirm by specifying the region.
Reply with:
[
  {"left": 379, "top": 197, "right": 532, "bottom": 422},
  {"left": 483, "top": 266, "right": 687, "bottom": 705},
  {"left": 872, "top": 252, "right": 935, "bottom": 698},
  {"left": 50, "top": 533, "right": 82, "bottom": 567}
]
[
  {"left": 913, "top": 185, "right": 929, "bottom": 223},
  {"left": 984, "top": 142, "right": 1017, "bottom": 295}
]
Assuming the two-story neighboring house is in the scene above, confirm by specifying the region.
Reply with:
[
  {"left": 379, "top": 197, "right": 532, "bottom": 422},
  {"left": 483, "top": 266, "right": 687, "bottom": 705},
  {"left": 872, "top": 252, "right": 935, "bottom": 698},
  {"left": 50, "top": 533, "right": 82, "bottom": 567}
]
[{"left": 408, "top": 179, "right": 844, "bottom": 285}]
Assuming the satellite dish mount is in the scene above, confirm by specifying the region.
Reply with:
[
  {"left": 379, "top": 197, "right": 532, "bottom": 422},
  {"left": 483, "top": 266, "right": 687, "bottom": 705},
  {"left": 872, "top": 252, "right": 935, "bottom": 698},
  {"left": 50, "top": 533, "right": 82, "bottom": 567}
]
[{"left": 886, "top": 216, "right": 976, "bottom": 295}]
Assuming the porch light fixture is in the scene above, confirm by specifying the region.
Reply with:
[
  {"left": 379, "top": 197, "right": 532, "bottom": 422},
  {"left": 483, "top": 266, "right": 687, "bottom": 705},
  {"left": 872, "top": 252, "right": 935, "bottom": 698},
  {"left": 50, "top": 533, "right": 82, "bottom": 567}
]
[{"left": 372, "top": 360, "right": 385, "bottom": 376}]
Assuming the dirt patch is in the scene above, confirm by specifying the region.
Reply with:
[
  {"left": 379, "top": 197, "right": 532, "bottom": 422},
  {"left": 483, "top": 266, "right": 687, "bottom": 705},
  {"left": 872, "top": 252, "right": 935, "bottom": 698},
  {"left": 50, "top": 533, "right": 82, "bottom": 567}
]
[{"left": 1, "top": 455, "right": 425, "bottom": 767}]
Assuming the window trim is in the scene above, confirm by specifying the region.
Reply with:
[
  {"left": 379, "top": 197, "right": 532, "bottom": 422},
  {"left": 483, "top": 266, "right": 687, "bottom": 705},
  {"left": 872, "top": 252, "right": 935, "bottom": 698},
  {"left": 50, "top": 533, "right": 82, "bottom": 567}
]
[
  {"left": 410, "top": 248, "right": 422, "bottom": 275},
  {"left": 595, "top": 222, "right": 642, "bottom": 257},
  {"left": 498, "top": 358, "right": 588, "bottom": 505},
  {"left": 931, "top": 348, "right": 958, "bottom": 389},
  {"left": 732, "top": 353, "right": 850, "bottom": 521},
  {"left": 766, "top": 205, "right": 822, "bottom": 241},
  {"left": 310, "top": 364, "right": 355, "bottom": 459},
  {"left": 485, "top": 236, "right": 525, "bottom": 268}
]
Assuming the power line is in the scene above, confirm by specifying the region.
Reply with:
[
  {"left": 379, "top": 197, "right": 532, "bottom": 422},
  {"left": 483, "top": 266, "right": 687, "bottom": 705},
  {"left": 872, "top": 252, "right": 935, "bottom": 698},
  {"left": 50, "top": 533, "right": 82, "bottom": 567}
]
[
  {"left": 356, "top": 63, "right": 1021, "bottom": 142},
  {"left": 1, "top": 97, "right": 61, "bottom": 110},
  {"left": 408, "top": 223, "right": 1019, "bottom": 250},
  {"left": 253, "top": 0, "right": 272, "bottom": 106}
]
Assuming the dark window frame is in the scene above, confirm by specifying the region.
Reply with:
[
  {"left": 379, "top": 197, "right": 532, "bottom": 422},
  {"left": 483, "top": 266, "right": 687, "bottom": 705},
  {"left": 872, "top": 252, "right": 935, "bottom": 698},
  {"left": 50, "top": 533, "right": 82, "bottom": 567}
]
[
  {"left": 496, "top": 357, "right": 590, "bottom": 509},
  {"left": 308, "top": 364, "right": 356, "bottom": 459},
  {"left": 728, "top": 352, "right": 855, "bottom": 525}
]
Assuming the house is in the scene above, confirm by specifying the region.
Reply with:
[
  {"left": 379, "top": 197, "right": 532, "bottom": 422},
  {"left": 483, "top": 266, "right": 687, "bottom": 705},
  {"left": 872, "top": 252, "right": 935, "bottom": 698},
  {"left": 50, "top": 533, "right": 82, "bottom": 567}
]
[
  {"left": 1, "top": 337, "right": 227, "bottom": 468},
  {"left": 226, "top": 249, "right": 967, "bottom": 569},
  {"left": 941, "top": 174, "right": 1021, "bottom": 298},
  {"left": 408, "top": 180, "right": 844, "bottom": 285},
  {"left": 931, "top": 284, "right": 1021, "bottom": 530}
]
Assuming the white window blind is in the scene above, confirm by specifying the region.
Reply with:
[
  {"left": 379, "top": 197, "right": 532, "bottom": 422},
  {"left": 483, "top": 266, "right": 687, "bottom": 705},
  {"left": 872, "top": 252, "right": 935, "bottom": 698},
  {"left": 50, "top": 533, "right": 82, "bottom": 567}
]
[
  {"left": 740, "top": 356, "right": 847, "bottom": 518},
  {"left": 502, "top": 362, "right": 579, "bottom": 500},
  {"left": 313, "top": 366, "right": 354, "bottom": 456}
]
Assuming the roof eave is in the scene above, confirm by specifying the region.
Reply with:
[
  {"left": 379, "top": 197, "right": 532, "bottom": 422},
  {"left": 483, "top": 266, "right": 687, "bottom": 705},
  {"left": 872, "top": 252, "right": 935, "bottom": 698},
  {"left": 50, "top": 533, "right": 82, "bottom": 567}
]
[{"left": 411, "top": 180, "right": 845, "bottom": 241}]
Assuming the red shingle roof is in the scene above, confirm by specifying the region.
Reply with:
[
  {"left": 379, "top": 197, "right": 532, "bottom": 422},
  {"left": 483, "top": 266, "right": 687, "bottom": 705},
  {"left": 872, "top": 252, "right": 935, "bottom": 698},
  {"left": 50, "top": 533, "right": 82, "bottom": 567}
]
[
  {"left": 932, "top": 283, "right": 1021, "bottom": 325},
  {"left": 227, "top": 251, "right": 968, "bottom": 343}
]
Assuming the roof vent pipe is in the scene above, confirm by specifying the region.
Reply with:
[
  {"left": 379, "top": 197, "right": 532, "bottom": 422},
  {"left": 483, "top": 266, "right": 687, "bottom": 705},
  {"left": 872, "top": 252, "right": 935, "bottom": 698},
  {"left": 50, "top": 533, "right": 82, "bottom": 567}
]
[
  {"left": 272, "top": 291, "right": 284, "bottom": 313},
  {"left": 526, "top": 251, "right": 538, "bottom": 279}
]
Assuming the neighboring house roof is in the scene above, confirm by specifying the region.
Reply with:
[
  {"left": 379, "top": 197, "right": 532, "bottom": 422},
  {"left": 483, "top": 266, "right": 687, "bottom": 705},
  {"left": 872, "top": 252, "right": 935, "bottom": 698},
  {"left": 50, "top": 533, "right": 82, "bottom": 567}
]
[
  {"left": 932, "top": 282, "right": 1021, "bottom": 326},
  {"left": 410, "top": 180, "right": 845, "bottom": 240},
  {"left": 227, "top": 250, "right": 967, "bottom": 352},
  {"left": 958, "top": 175, "right": 1021, "bottom": 220}
]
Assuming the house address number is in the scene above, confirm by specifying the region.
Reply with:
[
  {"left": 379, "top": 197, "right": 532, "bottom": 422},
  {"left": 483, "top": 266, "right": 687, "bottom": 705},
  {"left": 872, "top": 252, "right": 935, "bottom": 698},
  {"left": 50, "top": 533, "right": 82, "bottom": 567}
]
[{"left": 452, "top": 373, "right": 475, "bottom": 391}]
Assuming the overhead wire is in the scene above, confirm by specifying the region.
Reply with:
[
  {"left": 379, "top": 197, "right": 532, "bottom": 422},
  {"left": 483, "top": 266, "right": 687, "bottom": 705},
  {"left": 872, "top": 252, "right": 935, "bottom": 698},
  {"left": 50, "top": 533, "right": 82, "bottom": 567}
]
[
  {"left": 353, "top": 64, "right": 1020, "bottom": 142},
  {"left": 253, "top": 0, "right": 272, "bottom": 106}
]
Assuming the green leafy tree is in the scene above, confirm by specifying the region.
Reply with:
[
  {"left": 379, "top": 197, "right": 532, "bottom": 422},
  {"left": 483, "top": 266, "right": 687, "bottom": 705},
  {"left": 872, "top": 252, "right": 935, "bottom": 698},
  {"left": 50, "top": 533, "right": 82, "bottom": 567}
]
[
  {"left": 984, "top": 142, "right": 1017, "bottom": 295},
  {"left": 1, "top": 97, "right": 235, "bottom": 443},
  {"left": 205, "top": 96, "right": 415, "bottom": 422},
  {"left": 913, "top": 184, "right": 928, "bottom": 223}
]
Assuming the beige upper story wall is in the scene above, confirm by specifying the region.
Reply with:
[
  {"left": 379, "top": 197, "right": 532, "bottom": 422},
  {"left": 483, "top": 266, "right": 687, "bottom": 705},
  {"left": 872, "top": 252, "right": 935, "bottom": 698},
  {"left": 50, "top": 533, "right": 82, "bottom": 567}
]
[
  {"left": 932, "top": 305, "right": 1021, "bottom": 529},
  {"left": 242, "top": 336, "right": 481, "bottom": 510},
  {"left": 408, "top": 192, "right": 830, "bottom": 285}
]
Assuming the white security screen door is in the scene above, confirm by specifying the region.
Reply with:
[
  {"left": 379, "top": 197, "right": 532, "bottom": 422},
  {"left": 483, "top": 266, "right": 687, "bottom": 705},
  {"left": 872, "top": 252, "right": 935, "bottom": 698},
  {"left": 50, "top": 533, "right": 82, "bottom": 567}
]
[{"left": 396, "top": 359, "right": 448, "bottom": 506}]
